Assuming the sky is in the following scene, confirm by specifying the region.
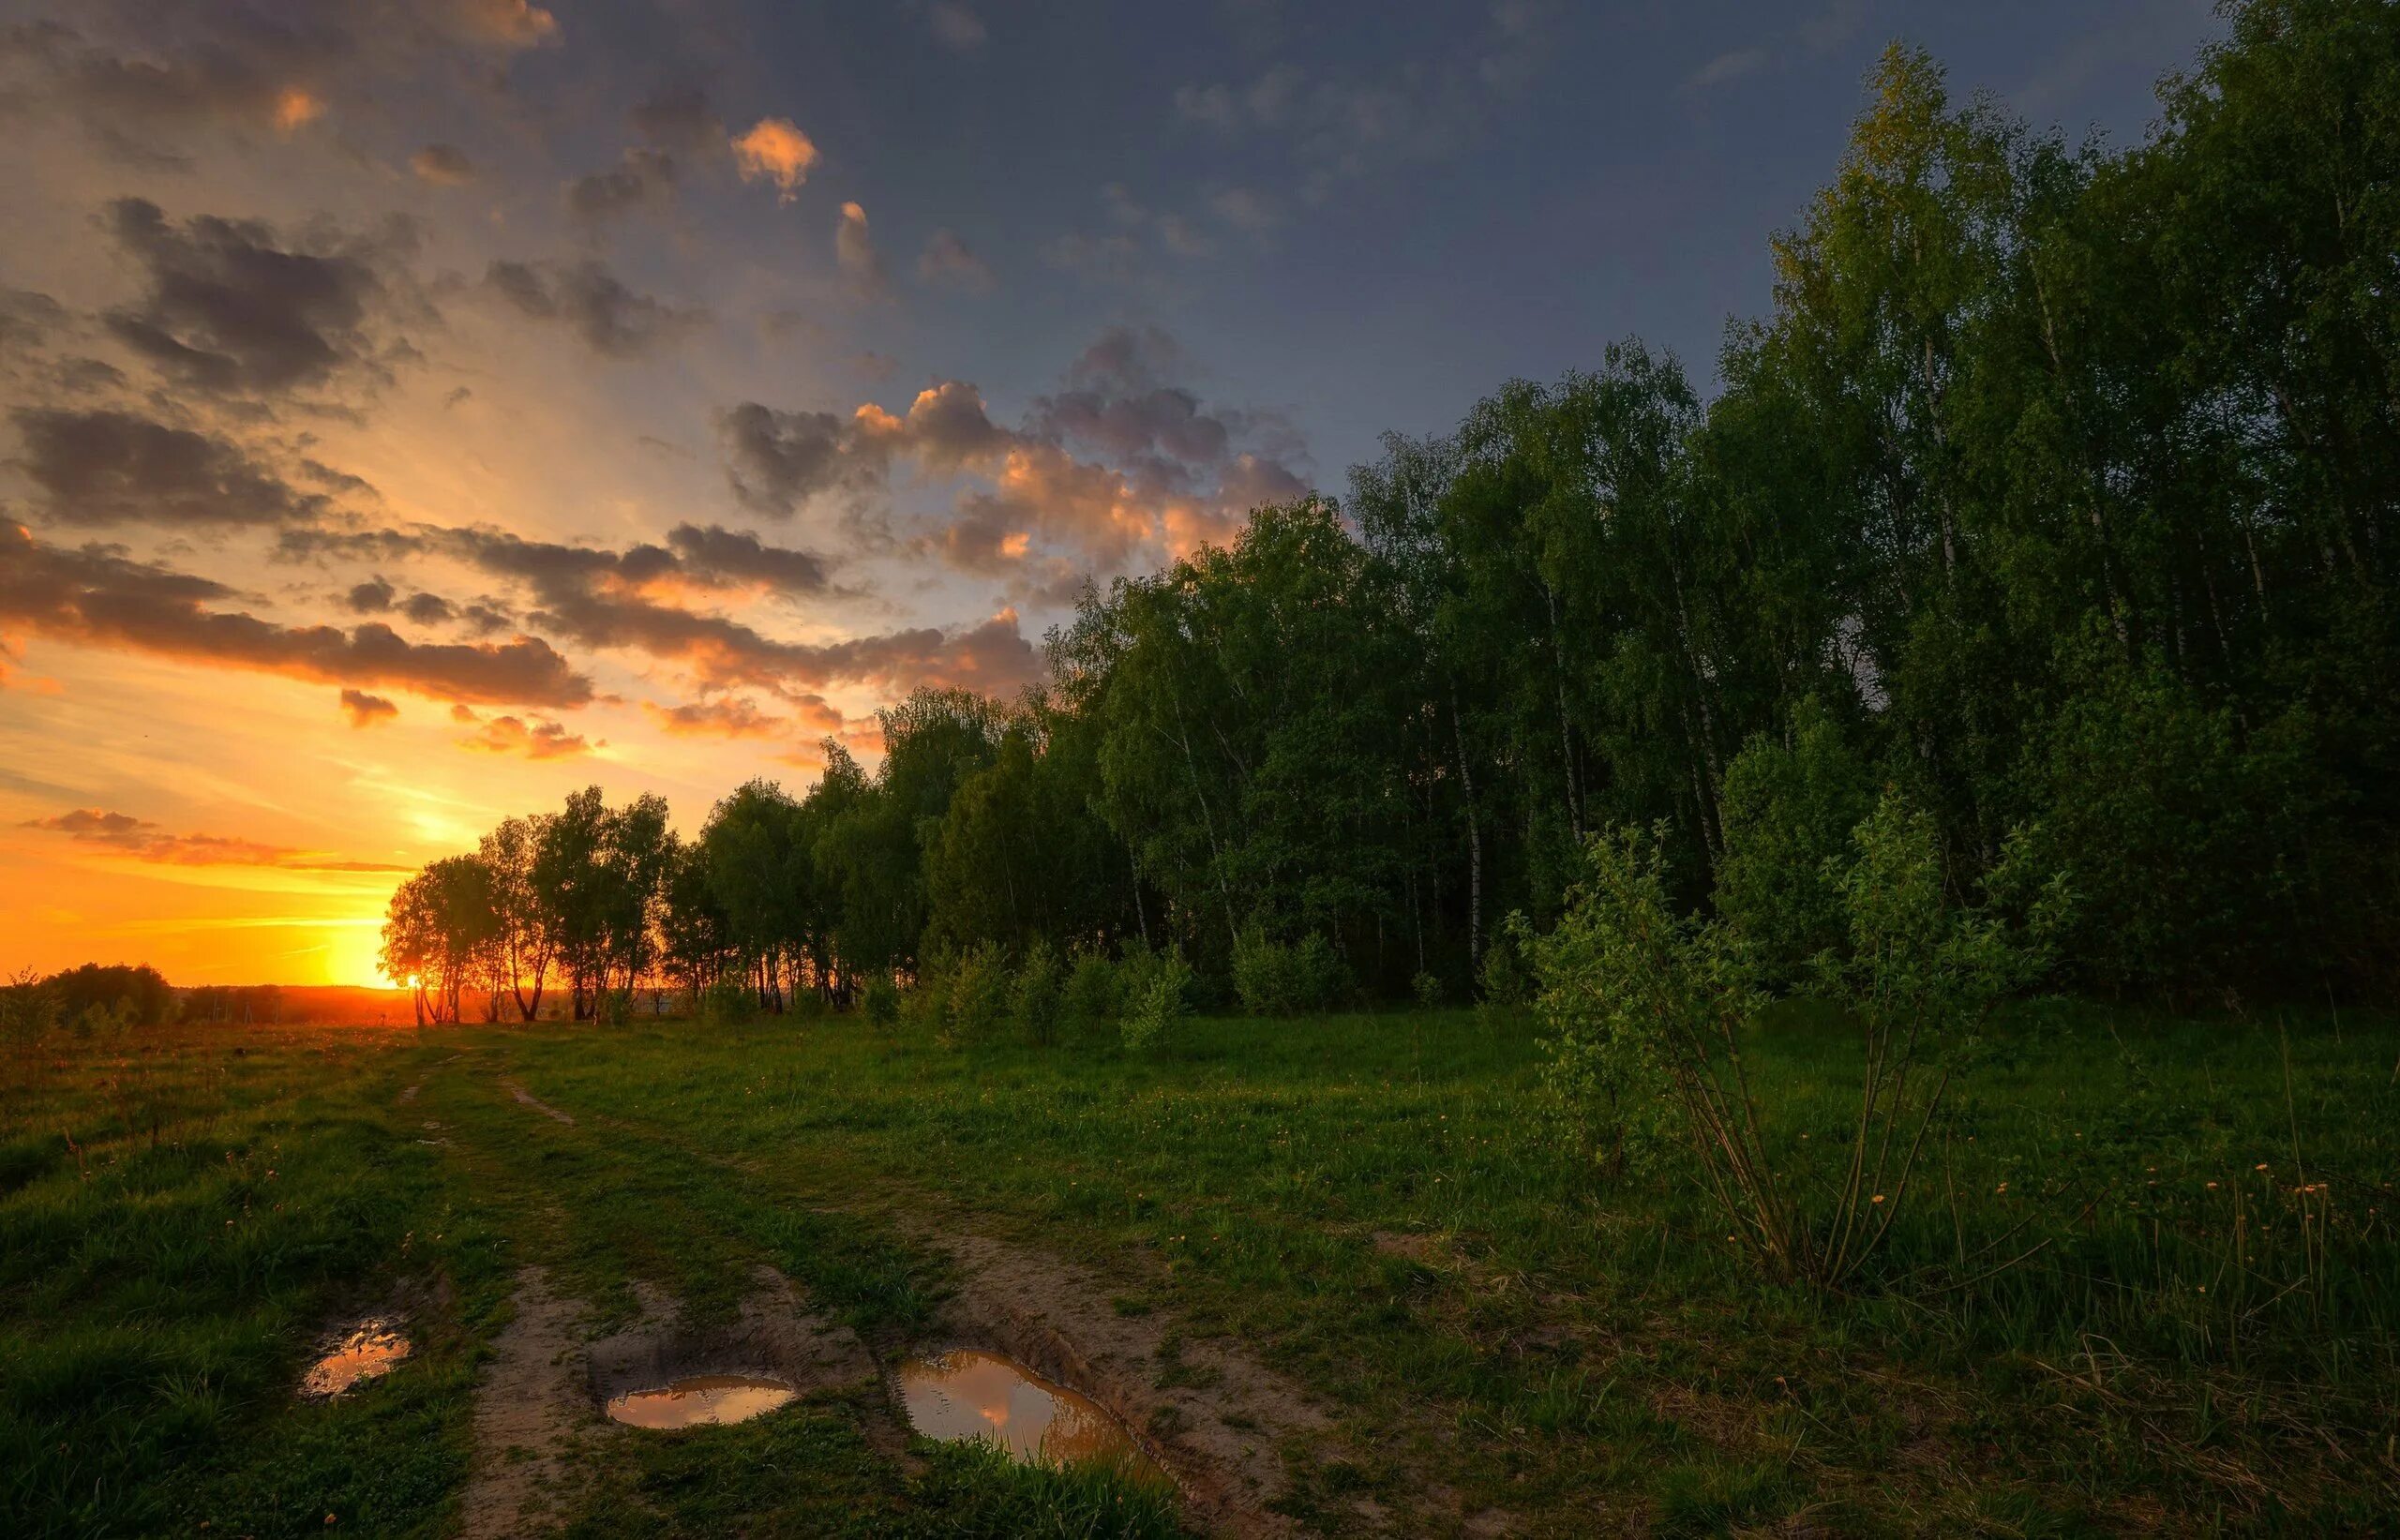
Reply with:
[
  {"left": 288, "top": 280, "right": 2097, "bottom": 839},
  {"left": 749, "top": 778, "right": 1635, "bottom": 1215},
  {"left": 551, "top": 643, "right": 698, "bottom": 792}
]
[{"left": 0, "top": 0, "right": 2221, "bottom": 988}]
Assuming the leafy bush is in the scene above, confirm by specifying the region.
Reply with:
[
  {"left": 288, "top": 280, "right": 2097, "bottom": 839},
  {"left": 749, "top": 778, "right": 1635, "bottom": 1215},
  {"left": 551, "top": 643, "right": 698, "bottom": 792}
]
[
  {"left": 943, "top": 941, "right": 1009, "bottom": 1047},
  {"left": 1010, "top": 939, "right": 1064, "bottom": 1044},
  {"left": 1410, "top": 970, "right": 1444, "bottom": 1009},
  {"left": 698, "top": 975, "right": 751, "bottom": 1025},
  {"left": 1232, "top": 927, "right": 1351, "bottom": 1014},
  {"left": 1478, "top": 912, "right": 1536, "bottom": 1008},
  {"left": 1713, "top": 697, "right": 1873, "bottom": 986},
  {"left": 0, "top": 968, "right": 58, "bottom": 1054},
  {"left": 906, "top": 949, "right": 954, "bottom": 1033},
  {"left": 1120, "top": 947, "right": 1192, "bottom": 1053},
  {"left": 1537, "top": 797, "right": 2062, "bottom": 1290},
  {"left": 1063, "top": 949, "right": 1118, "bottom": 1025},
  {"left": 861, "top": 973, "right": 900, "bottom": 1027}
]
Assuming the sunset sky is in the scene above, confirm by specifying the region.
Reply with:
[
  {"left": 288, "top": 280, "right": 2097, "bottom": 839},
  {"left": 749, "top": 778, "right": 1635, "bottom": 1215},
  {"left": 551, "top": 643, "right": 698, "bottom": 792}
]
[{"left": 0, "top": 0, "right": 2215, "bottom": 986}]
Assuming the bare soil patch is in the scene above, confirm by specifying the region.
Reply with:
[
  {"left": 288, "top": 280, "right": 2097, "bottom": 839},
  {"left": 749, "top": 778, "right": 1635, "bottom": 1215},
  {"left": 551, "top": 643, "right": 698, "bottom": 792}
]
[
  {"left": 462, "top": 1267, "right": 588, "bottom": 1538},
  {"left": 501, "top": 1079, "right": 575, "bottom": 1124}
]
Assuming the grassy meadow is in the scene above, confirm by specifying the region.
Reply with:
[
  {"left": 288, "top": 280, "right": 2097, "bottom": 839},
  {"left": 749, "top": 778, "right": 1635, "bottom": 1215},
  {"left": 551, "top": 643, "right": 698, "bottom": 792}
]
[{"left": 2, "top": 1002, "right": 2393, "bottom": 1537}]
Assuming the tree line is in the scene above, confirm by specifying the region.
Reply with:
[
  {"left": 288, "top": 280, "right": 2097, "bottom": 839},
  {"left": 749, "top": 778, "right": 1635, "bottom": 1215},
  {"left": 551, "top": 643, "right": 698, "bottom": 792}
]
[{"left": 382, "top": 2, "right": 2398, "bottom": 1023}]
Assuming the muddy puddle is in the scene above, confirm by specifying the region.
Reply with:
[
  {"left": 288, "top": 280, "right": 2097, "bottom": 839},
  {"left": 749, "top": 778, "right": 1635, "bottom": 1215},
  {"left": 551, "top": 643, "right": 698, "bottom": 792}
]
[
  {"left": 301, "top": 1317, "right": 411, "bottom": 1398},
  {"left": 606, "top": 1371, "right": 798, "bottom": 1428},
  {"left": 898, "top": 1348, "right": 1158, "bottom": 1473}
]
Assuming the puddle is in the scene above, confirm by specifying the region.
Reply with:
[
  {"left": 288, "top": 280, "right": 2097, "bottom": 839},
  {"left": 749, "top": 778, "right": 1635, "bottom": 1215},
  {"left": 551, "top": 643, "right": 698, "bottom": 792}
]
[
  {"left": 301, "top": 1318, "right": 411, "bottom": 1398},
  {"left": 898, "top": 1349, "right": 1156, "bottom": 1473},
  {"left": 606, "top": 1372, "right": 797, "bottom": 1428}
]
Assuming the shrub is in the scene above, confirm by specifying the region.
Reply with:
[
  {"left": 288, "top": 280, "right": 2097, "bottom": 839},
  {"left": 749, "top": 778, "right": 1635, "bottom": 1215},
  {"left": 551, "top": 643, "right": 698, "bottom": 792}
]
[
  {"left": 861, "top": 973, "right": 900, "bottom": 1027},
  {"left": 1410, "top": 970, "right": 1444, "bottom": 1009},
  {"left": 906, "top": 949, "right": 955, "bottom": 1034},
  {"left": 1535, "top": 798, "right": 2061, "bottom": 1291},
  {"left": 2, "top": 968, "right": 59, "bottom": 1054},
  {"left": 1292, "top": 934, "right": 1350, "bottom": 1010},
  {"left": 1120, "top": 947, "right": 1192, "bottom": 1053},
  {"left": 1233, "top": 928, "right": 1352, "bottom": 1014},
  {"left": 1231, "top": 926, "right": 1301, "bottom": 1015},
  {"left": 944, "top": 941, "right": 1009, "bottom": 1047},
  {"left": 1478, "top": 913, "right": 1536, "bottom": 1008},
  {"left": 698, "top": 975, "right": 751, "bottom": 1025},
  {"left": 1063, "top": 949, "right": 1118, "bottom": 1025},
  {"left": 1011, "top": 939, "right": 1065, "bottom": 1044},
  {"left": 1712, "top": 697, "right": 1873, "bottom": 987}
]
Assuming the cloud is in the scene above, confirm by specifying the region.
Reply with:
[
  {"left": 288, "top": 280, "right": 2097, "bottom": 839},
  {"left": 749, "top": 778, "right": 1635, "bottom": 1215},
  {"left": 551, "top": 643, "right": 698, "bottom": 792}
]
[
  {"left": 719, "top": 403, "right": 867, "bottom": 517},
  {"left": 340, "top": 688, "right": 398, "bottom": 726},
  {"left": 731, "top": 117, "right": 818, "bottom": 201},
  {"left": 1, "top": 7, "right": 552, "bottom": 167},
  {"left": 644, "top": 695, "right": 837, "bottom": 740},
  {"left": 22, "top": 806, "right": 412, "bottom": 871},
  {"left": 345, "top": 577, "right": 395, "bottom": 613},
  {"left": 664, "top": 523, "right": 832, "bottom": 594},
  {"left": 835, "top": 202, "right": 888, "bottom": 296},
  {"left": 102, "top": 198, "right": 413, "bottom": 399},
  {"left": 925, "top": 3, "right": 988, "bottom": 51},
  {"left": 459, "top": 713, "right": 589, "bottom": 758},
  {"left": 630, "top": 83, "right": 725, "bottom": 151},
  {"left": 1685, "top": 3, "right": 1867, "bottom": 93},
  {"left": 8, "top": 407, "right": 338, "bottom": 530},
  {"left": 564, "top": 148, "right": 675, "bottom": 222},
  {"left": 0, "top": 522, "right": 593, "bottom": 706},
  {"left": 334, "top": 516, "right": 1037, "bottom": 694},
  {"left": 1686, "top": 47, "right": 1770, "bottom": 90},
  {"left": 1209, "top": 187, "right": 1280, "bottom": 233},
  {"left": 916, "top": 229, "right": 995, "bottom": 292},
  {"left": 717, "top": 381, "right": 1010, "bottom": 516},
  {"left": 410, "top": 142, "right": 476, "bottom": 185},
  {"left": 440, "top": 0, "right": 560, "bottom": 49},
  {"left": 485, "top": 258, "right": 705, "bottom": 357},
  {"left": 720, "top": 329, "right": 1309, "bottom": 583}
]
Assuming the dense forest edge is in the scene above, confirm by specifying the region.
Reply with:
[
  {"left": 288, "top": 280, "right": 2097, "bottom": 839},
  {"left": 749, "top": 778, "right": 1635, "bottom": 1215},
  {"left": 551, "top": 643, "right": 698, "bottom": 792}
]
[{"left": 307, "top": 0, "right": 2400, "bottom": 1030}]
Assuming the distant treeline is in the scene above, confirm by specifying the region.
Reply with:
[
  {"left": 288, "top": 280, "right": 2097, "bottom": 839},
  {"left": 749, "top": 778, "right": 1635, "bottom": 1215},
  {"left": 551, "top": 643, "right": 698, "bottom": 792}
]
[{"left": 385, "top": 2, "right": 2397, "bottom": 1021}]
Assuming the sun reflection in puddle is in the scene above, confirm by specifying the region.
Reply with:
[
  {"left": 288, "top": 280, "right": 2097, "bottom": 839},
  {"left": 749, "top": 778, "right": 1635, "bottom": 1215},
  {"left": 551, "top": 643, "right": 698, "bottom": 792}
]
[
  {"left": 301, "top": 1319, "right": 411, "bottom": 1398},
  {"left": 606, "top": 1373, "right": 798, "bottom": 1428},
  {"left": 896, "top": 1349, "right": 1155, "bottom": 1473}
]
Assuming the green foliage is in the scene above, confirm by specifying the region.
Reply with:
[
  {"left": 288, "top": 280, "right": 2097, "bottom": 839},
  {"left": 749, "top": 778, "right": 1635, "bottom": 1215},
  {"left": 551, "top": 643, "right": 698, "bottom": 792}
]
[
  {"left": 1230, "top": 927, "right": 1351, "bottom": 1015},
  {"left": 1478, "top": 913, "right": 1536, "bottom": 1008},
  {"left": 1410, "top": 970, "right": 1444, "bottom": 1009},
  {"left": 1712, "top": 699, "right": 1874, "bottom": 985},
  {"left": 0, "top": 968, "right": 59, "bottom": 1054},
  {"left": 943, "top": 941, "right": 1010, "bottom": 1047},
  {"left": 698, "top": 975, "right": 751, "bottom": 1026},
  {"left": 1119, "top": 947, "right": 1193, "bottom": 1053},
  {"left": 1010, "top": 939, "right": 1064, "bottom": 1044},
  {"left": 861, "top": 973, "right": 900, "bottom": 1028},
  {"left": 1538, "top": 796, "right": 2062, "bottom": 1289},
  {"left": 42, "top": 964, "right": 175, "bottom": 1029},
  {"left": 1061, "top": 949, "right": 1118, "bottom": 1027}
]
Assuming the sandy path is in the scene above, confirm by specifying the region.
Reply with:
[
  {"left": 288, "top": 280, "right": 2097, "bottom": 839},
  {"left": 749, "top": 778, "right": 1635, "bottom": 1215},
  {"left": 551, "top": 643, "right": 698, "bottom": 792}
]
[{"left": 461, "top": 1267, "right": 588, "bottom": 1538}]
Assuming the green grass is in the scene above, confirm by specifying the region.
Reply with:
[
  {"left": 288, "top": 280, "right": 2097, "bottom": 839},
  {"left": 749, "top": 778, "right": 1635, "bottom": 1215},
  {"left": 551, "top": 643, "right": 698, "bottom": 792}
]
[{"left": 4, "top": 1002, "right": 2394, "bottom": 1535}]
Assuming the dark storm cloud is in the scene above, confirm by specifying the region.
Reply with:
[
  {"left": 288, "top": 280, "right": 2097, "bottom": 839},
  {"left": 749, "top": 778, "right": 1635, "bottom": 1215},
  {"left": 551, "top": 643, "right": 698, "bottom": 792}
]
[
  {"left": 0, "top": 521, "right": 592, "bottom": 706},
  {"left": 345, "top": 576, "right": 395, "bottom": 612},
  {"left": 485, "top": 257, "right": 704, "bottom": 357},
  {"left": 103, "top": 198, "right": 414, "bottom": 398},
  {"left": 9, "top": 407, "right": 334, "bottom": 528}
]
